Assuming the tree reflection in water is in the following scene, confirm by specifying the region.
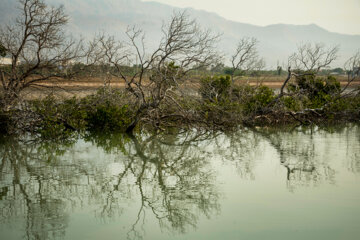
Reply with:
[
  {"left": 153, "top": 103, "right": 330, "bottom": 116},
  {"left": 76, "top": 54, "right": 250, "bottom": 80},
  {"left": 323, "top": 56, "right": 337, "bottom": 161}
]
[
  {"left": 209, "top": 129, "right": 262, "bottom": 180},
  {"left": 0, "top": 130, "right": 220, "bottom": 240},
  {"left": 86, "top": 131, "right": 220, "bottom": 239},
  {"left": 252, "top": 124, "right": 360, "bottom": 192},
  {"left": 0, "top": 124, "right": 359, "bottom": 239},
  {"left": 0, "top": 137, "right": 75, "bottom": 240}
]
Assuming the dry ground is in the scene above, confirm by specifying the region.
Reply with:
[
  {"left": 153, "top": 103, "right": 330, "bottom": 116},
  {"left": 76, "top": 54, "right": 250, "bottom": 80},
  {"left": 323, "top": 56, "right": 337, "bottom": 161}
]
[{"left": 3, "top": 75, "right": 359, "bottom": 100}]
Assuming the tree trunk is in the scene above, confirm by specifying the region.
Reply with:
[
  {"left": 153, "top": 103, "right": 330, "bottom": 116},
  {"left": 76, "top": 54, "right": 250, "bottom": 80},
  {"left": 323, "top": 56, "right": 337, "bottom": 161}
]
[
  {"left": 126, "top": 117, "right": 140, "bottom": 133},
  {"left": 126, "top": 103, "right": 148, "bottom": 133}
]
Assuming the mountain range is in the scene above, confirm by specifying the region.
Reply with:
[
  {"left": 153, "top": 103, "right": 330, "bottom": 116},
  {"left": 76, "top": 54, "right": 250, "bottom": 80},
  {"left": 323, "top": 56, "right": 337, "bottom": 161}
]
[{"left": 1, "top": 0, "right": 359, "bottom": 68}]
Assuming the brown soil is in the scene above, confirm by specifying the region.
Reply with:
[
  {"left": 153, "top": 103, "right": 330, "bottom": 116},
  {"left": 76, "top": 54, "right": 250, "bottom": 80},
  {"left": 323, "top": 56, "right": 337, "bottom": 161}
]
[
  {"left": 34, "top": 75, "right": 360, "bottom": 89},
  {"left": 3, "top": 75, "right": 358, "bottom": 100}
]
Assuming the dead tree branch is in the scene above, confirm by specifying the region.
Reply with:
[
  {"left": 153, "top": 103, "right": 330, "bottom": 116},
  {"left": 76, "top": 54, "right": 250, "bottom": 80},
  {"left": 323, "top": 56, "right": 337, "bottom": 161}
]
[
  {"left": 0, "top": 0, "right": 85, "bottom": 109},
  {"left": 230, "top": 37, "right": 263, "bottom": 83},
  {"left": 92, "top": 11, "right": 220, "bottom": 133}
]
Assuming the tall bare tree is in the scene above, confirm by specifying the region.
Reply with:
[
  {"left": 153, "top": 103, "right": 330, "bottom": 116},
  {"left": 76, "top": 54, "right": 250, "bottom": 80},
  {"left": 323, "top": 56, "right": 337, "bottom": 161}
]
[
  {"left": 230, "top": 37, "right": 264, "bottom": 83},
  {"left": 92, "top": 11, "right": 220, "bottom": 133},
  {"left": 0, "top": 0, "right": 83, "bottom": 109}
]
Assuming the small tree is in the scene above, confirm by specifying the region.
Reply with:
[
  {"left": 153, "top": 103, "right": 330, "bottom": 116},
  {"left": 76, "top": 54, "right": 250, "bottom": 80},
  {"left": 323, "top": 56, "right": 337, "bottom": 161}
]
[
  {"left": 289, "top": 42, "right": 339, "bottom": 73},
  {"left": 343, "top": 50, "right": 360, "bottom": 92},
  {"left": 278, "top": 42, "right": 339, "bottom": 97},
  {"left": 92, "top": 11, "right": 220, "bottom": 133},
  {"left": 230, "top": 37, "right": 264, "bottom": 83},
  {"left": 0, "top": 0, "right": 83, "bottom": 109}
]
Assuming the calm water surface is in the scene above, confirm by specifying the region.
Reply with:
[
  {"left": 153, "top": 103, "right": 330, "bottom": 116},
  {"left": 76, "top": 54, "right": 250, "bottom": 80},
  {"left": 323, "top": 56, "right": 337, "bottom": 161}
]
[{"left": 0, "top": 125, "right": 359, "bottom": 240}]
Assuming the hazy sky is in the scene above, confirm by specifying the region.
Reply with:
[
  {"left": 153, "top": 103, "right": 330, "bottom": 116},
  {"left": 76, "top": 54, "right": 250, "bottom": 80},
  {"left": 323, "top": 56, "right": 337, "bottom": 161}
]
[{"left": 144, "top": 0, "right": 360, "bottom": 35}]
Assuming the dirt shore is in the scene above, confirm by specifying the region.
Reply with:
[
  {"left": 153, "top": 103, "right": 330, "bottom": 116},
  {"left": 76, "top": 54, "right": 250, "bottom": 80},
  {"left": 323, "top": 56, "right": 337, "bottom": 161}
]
[
  {"left": 27, "top": 75, "right": 360, "bottom": 89},
  {"left": 3, "top": 75, "right": 359, "bottom": 100}
]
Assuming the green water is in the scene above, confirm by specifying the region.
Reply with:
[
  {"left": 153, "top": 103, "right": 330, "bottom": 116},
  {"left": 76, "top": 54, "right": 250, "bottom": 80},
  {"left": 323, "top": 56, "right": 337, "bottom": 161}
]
[{"left": 0, "top": 125, "right": 359, "bottom": 240}]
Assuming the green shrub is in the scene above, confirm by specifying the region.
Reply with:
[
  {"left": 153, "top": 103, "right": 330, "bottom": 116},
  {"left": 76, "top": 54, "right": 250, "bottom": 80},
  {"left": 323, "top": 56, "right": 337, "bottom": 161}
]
[
  {"left": 86, "top": 102, "right": 132, "bottom": 131},
  {"left": 82, "top": 88, "right": 134, "bottom": 132},
  {"left": 231, "top": 84, "right": 254, "bottom": 101},
  {"left": 30, "top": 95, "right": 78, "bottom": 139},
  {"left": 200, "top": 75, "right": 231, "bottom": 103},
  {"left": 243, "top": 85, "right": 275, "bottom": 113},
  {"left": 61, "top": 97, "right": 88, "bottom": 129},
  {"left": 281, "top": 96, "right": 302, "bottom": 111},
  {"left": 288, "top": 74, "right": 341, "bottom": 108},
  {"left": 28, "top": 88, "right": 135, "bottom": 136},
  {"left": 326, "top": 95, "right": 360, "bottom": 113}
]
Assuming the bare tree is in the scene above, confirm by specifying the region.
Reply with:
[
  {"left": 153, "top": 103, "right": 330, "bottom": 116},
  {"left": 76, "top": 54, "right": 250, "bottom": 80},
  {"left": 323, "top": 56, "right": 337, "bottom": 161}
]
[
  {"left": 289, "top": 42, "right": 339, "bottom": 73},
  {"left": 230, "top": 37, "right": 264, "bottom": 83},
  {"left": 0, "top": 0, "right": 83, "bottom": 109},
  {"left": 278, "top": 42, "right": 339, "bottom": 97},
  {"left": 93, "top": 11, "right": 220, "bottom": 133},
  {"left": 343, "top": 50, "right": 360, "bottom": 92}
]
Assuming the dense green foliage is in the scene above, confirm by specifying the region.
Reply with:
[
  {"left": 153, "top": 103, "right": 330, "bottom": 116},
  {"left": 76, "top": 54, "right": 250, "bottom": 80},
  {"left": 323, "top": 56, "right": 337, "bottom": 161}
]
[
  {"left": 0, "top": 73, "right": 359, "bottom": 138},
  {"left": 86, "top": 103, "right": 131, "bottom": 131},
  {"left": 200, "top": 75, "right": 232, "bottom": 103},
  {"left": 200, "top": 75, "right": 275, "bottom": 111},
  {"left": 197, "top": 75, "right": 278, "bottom": 128},
  {"left": 30, "top": 96, "right": 81, "bottom": 139},
  {"left": 288, "top": 75, "right": 341, "bottom": 108},
  {"left": 26, "top": 88, "right": 134, "bottom": 138},
  {"left": 243, "top": 85, "right": 275, "bottom": 113}
]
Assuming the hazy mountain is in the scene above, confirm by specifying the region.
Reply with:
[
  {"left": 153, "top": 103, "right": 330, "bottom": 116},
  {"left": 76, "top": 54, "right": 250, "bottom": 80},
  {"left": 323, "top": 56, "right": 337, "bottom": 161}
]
[{"left": 1, "top": 0, "right": 359, "bottom": 68}]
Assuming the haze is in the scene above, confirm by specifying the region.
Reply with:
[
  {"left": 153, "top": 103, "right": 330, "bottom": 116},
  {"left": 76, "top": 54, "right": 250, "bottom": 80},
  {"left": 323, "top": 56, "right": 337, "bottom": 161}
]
[{"left": 144, "top": 0, "right": 360, "bottom": 35}]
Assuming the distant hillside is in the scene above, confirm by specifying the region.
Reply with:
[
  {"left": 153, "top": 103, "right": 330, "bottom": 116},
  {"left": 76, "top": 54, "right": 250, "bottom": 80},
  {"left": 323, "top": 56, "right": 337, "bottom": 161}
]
[{"left": 1, "top": 0, "right": 359, "bottom": 68}]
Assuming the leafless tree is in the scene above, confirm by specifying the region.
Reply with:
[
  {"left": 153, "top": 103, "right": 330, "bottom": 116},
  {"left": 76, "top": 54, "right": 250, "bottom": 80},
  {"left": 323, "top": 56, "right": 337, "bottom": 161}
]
[
  {"left": 0, "top": 0, "right": 83, "bottom": 109},
  {"left": 93, "top": 11, "right": 220, "bottom": 133},
  {"left": 230, "top": 37, "right": 264, "bottom": 83},
  {"left": 342, "top": 50, "right": 360, "bottom": 92},
  {"left": 277, "top": 42, "right": 339, "bottom": 97},
  {"left": 289, "top": 42, "right": 339, "bottom": 73}
]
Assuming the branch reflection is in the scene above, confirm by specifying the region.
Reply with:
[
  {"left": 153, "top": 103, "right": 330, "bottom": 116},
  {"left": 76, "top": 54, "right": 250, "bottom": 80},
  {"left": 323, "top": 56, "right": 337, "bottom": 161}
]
[
  {"left": 0, "top": 130, "right": 220, "bottom": 240},
  {"left": 0, "top": 124, "right": 359, "bottom": 239},
  {"left": 251, "top": 124, "right": 360, "bottom": 192}
]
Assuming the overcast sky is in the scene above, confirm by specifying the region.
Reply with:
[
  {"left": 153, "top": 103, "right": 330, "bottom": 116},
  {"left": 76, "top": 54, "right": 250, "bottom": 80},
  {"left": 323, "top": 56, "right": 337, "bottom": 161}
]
[{"left": 144, "top": 0, "right": 360, "bottom": 35}]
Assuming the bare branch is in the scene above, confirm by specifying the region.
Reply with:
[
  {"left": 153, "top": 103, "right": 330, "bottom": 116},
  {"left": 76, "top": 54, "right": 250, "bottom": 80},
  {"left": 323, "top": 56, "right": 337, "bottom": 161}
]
[
  {"left": 289, "top": 42, "right": 339, "bottom": 72},
  {"left": 92, "top": 11, "right": 221, "bottom": 133},
  {"left": 342, "top": 50, "right": 360, "bottom": 92},
  {"left": 0, "top": 0, "right": 84, "bottom": 109},
  {"left": 230, "top": 37, "right": 263, "bottom": 83}
]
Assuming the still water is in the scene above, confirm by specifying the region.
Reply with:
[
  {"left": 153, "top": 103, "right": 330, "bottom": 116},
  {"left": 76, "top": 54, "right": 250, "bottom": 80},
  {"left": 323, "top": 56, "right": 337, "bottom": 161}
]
[{"left": 0, "top": 125, "right": 359, "bottom": 240}]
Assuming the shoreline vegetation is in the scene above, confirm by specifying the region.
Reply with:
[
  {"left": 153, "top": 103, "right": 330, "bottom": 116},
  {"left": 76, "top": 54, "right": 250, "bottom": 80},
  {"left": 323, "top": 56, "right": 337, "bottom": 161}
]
[
  {"left": 1, "top": 74, "right": 359, "bottom": 139},
  {"left": 0, "top": 0, "right": 359, "bottom": 139}
]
